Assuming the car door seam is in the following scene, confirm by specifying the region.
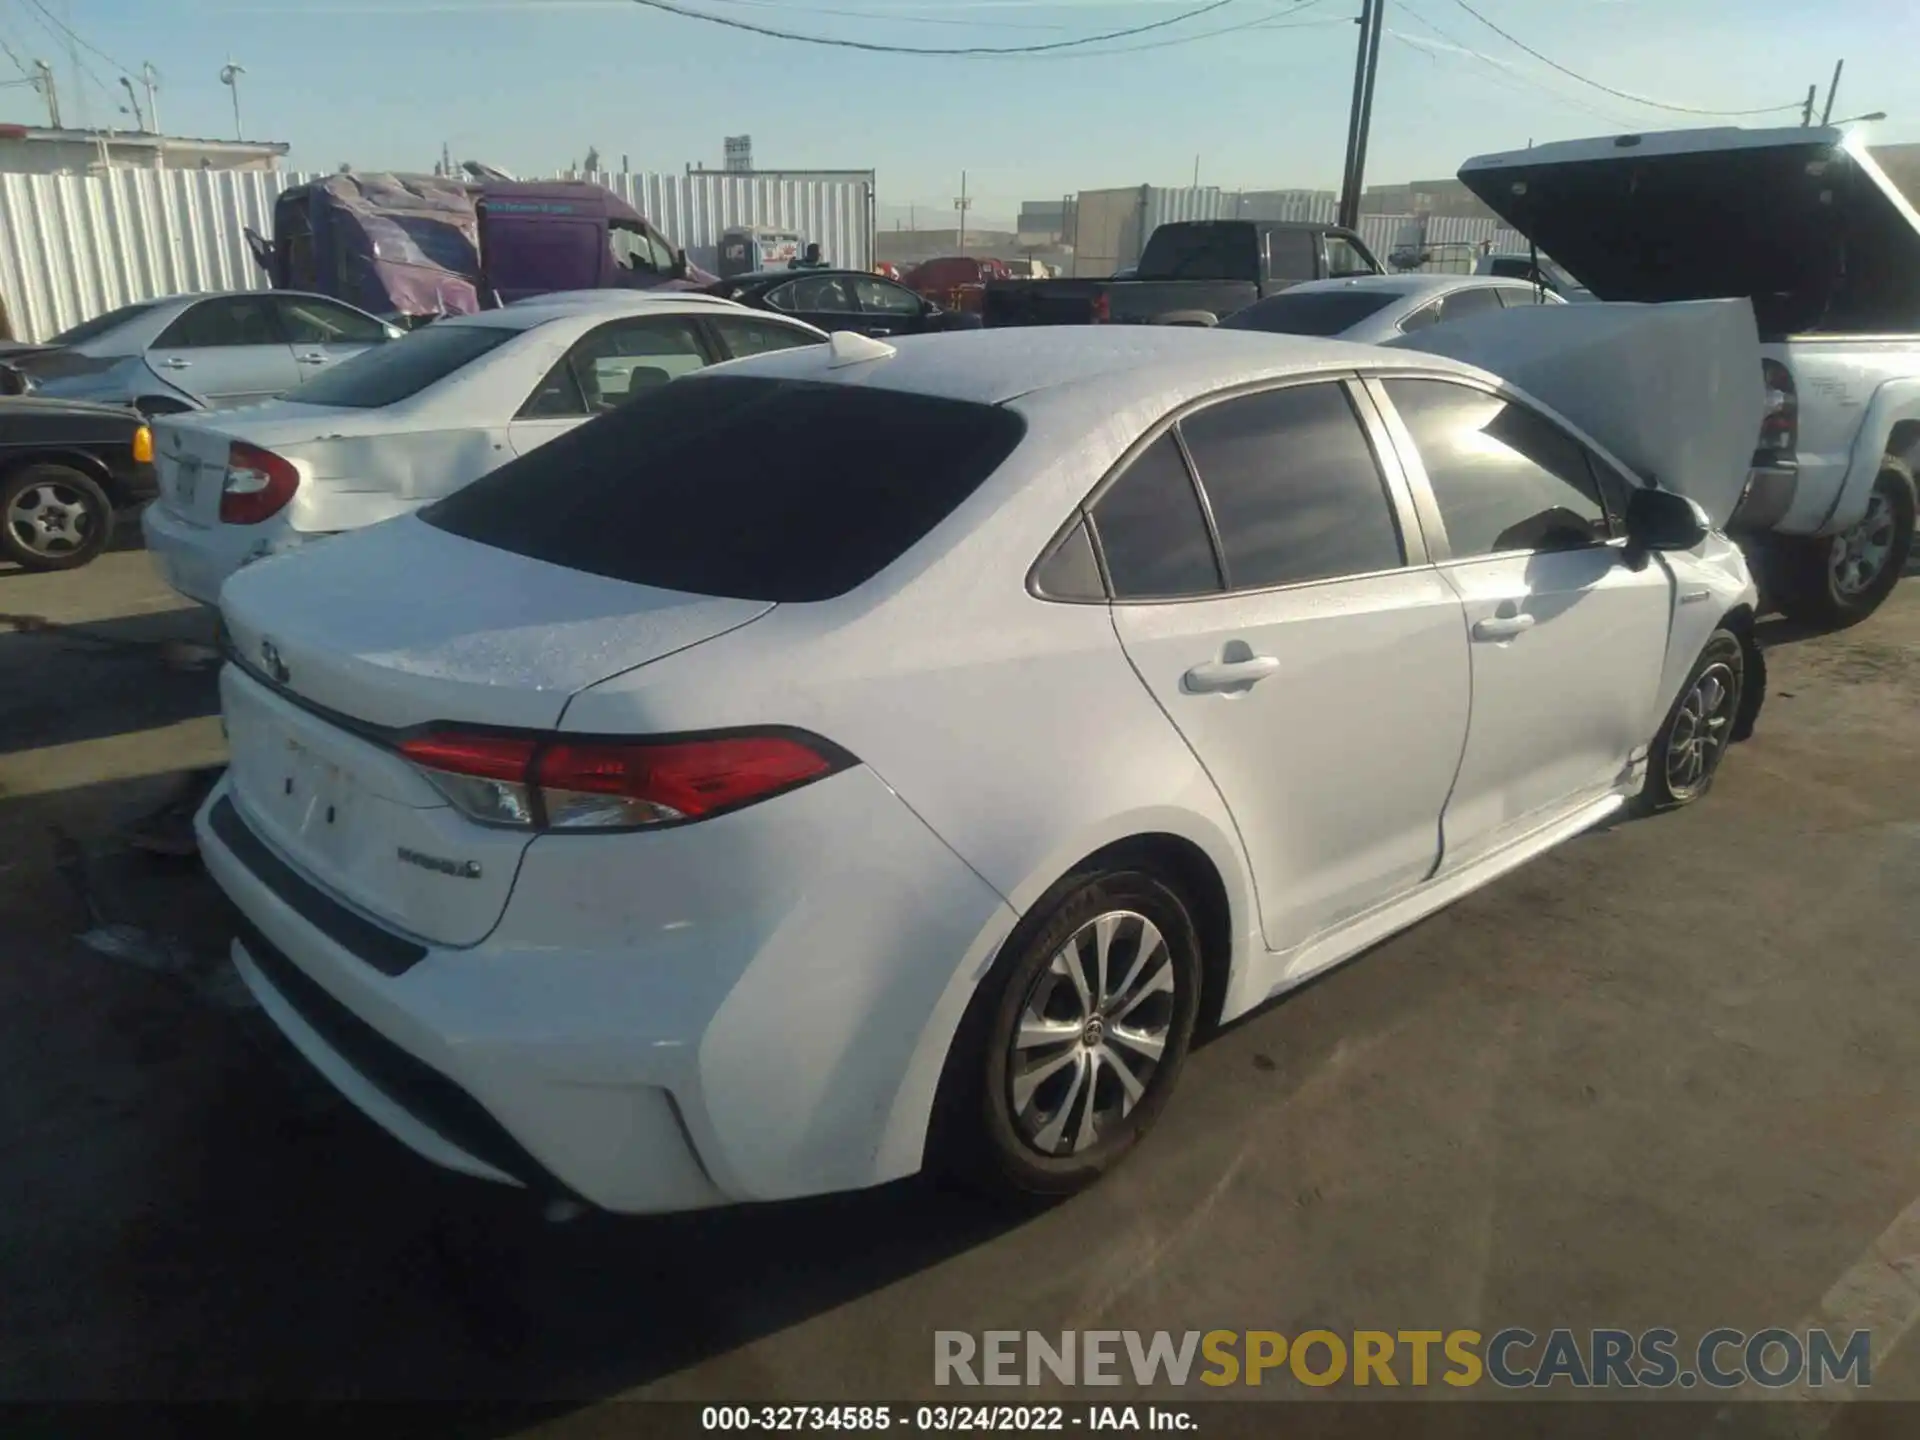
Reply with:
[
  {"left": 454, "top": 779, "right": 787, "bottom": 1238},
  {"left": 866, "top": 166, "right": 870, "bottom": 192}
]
[{"left": 1426, "top": 563, "right": 1480, "bottom": 883}]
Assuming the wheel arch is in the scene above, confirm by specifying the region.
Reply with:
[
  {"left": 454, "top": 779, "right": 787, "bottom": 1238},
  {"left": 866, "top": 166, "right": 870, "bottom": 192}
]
[
  {"left": 1716, "top": 602, "right": 1765, "bottom": 742},
  {"left": 0, "top": 447, "right": 119, "bottom": 503}
]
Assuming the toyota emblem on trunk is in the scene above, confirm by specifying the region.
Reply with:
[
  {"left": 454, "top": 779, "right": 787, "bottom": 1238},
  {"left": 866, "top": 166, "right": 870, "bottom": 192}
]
[{"left": 260, "top": 639, "right": 290, "bottom": 686}]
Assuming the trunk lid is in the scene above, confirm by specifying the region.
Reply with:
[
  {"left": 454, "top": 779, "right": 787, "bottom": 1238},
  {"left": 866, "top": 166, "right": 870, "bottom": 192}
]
[
  {"left": 1458, "top": 125, "right": 1920, "bottom": 336},
  {"left": 216, "top": 514, "right": 775, "bottom": 946},
  {"left": 153, "top": 414, "right": 243, "bottom": 527}
]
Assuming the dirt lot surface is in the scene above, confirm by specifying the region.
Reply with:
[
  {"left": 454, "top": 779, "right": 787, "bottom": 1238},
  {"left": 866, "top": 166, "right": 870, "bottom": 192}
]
[{"left": 2, "top": 544, "right": 1917, "bottom": 1438}]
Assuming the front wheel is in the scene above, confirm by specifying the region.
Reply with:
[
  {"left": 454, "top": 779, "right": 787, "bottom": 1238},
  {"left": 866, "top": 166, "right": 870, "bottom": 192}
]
[
  {"left": 1776, "top": 460, "right": 1916, "bottom": 630},
  {"left": 1637, "top": 629, "right": 1747, "bottom": 813},
  {"left": 1, "top": 462, "right": 112, "bottom": 571},
  {"left": 935, "top": 868, "right": 1202, "bottom": 1202}
]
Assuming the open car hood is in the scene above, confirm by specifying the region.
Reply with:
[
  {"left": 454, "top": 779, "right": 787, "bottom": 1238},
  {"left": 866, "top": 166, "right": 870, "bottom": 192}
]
[
  {"left": 1383, "top": 298, "right": 1764, "bottom": 529},
  {"left": 1457, "top": 125, "right": 1920, "bottom": 337}
]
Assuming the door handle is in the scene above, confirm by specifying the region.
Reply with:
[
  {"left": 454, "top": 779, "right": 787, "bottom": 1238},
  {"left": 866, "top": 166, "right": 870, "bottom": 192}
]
[
  {"left": 1472, "top": 613, "right": 1537, "bottom": 641},
  {"left": 158, "top": 357, "right": 191, "bottom": 369},
  {"left": 869, "top": 327, "right": 892, "bottom": 336},
  {"left": 1183, "top": 655, "right": 1280, "bottom": 694},
  {"left": 296, "top": 353, "right": 328, "bottom": 365}
]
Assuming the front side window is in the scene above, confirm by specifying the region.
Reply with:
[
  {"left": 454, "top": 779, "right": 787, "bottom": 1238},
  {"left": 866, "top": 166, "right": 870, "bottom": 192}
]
[
  {"left": 852, "top": 277, "right": 924, "bottom": 317},
  {"left": 153, "top": 296, "right": 281, "bottom": 349},
  {"left": 1325, "top": 237, "right": 1372, "bottom": 278},
  {"left": 1178, "top": 382, "right": 1403, "bottom": 591},
  {"left": 1089, "top": 433, "right": 1222, "bottom": 600},
  {"left": 275, "top": 296, "right": 389, "bottom": 344},
  {"left": 1383, "top": 378, "right": 1610, "bottom": 558},
  {"left": 609, "top": 221, "right": 675, "bottom": 275}
]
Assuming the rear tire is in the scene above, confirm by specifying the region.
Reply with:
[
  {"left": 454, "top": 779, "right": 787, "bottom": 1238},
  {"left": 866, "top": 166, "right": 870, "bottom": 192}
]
[
  {"left": 1, "top": 462, "right": 112, "bottom": 571},
  {"left": 934, "top": 867, "right": 1202, "bottom": 1203},
  {"left": 1637, "top": 629, "right": 1746, "bottom": 813},
  {"left": 1775, "top": 459, "right": 1916, "bottom": 630}
]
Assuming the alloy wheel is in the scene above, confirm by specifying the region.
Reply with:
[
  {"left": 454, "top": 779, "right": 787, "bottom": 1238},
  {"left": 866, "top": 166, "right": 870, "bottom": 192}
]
[
  {"left": 6, "top": 480, "right": 93, "bottom": 558},
  {"left": 1005, "top": 910, "right": 1177, "bottom": 1158},
  {"left": 1666, "top": 661, "right": 1738, "bottom": 800},
  {"left": 1829, "top": 489, "right": 1895, "bottom": 598}
]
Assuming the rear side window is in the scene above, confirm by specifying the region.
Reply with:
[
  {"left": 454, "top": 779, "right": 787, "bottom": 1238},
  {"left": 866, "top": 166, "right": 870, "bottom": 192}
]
[
  {"left": 1089, "top": 434, "right": 1221, "bottom": 600},
  {"left": 424, "top": 376, "right": 1027, "bottom": 603},
  {"left": 1139, "top": 224, "right": 1257, "bottom": 283},
  {"left": 1178, "top": 383, "right": 1404, "bottom": 590},
  {"left": 295, "top": 324, "right": 516, "bottom": 408},
  {"left": 1219, "top": 289, "right": 1398, "bottom": 337},
  {"left": 1437, "top": 287, "right": 1505, "bottom": 324}
]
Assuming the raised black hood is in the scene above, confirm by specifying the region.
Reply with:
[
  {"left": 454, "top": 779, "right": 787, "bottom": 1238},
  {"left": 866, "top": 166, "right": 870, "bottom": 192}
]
[{"left": 1458, "top": 125, "right": 1920, "bottom": 338}]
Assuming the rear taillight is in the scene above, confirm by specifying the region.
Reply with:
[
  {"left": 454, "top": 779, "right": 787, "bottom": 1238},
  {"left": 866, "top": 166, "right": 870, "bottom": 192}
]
[
  {"left": 1090, "top": 293, "right": 1112, "bottom": 324},
  {"left": 398, "top": 728, "right": 846, "bottom": 830},
  {"left": 220, "top": 441, "right": 300, "bottom": 524},
  {"left": 1758, "top": 358, "right": 1798, "bottom": 459}
]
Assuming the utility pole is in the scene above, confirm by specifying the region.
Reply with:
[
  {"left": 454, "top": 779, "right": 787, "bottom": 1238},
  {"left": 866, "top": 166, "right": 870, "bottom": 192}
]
[
  {"left": 218, "top": 59, "right": 246, "bottom": 140},
  {"left": 140, "top": 62, "right": 160, "bottom": 134},
  {"left": 31, "top": 59, "right": 60, "bottom": 128},
  {"left": 1820, "top": 59, "right": 1844, "bottom": 125},
  {"left": 1337, "top": 0, "right": 1385, "bottom": 232},
  {"left": 1802, "top": 84, "right": 1817, "bottom": 126},
  {"left": 1192, "top": 154, "right": 1200, "bottom": 188},
  {"left": 954, "top": 170, "right": 971, "bottom": 250}
]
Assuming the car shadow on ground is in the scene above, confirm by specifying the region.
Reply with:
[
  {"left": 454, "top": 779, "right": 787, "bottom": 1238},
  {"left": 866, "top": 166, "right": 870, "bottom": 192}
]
[
  {"left": 0, "top": 605, "right": 219, "bottom": 755},
  {"left": 0, "top": 763, "right": 1040, "bottom": 1412}
]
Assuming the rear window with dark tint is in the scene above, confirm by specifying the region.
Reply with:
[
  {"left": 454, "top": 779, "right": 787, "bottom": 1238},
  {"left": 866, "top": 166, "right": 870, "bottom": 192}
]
[
  {"left": 295, "top": 323, "right": 517, "bottom": 408},
  {"left": 1219, "top": 289, "right": 1399, "bottom": 337},
  {"left": 423, "top": 376, "right": 1028, "bottom": 603}
]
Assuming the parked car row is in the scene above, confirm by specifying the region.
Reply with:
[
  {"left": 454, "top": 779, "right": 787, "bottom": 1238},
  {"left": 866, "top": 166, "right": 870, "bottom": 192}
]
[{"left": 12, "top": 121, "right": 1918, "bottom": 1232}]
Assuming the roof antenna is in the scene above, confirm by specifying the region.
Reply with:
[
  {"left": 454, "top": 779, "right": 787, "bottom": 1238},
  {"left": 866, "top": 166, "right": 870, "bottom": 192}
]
[{"left": 826, "top": 331, "right": 896, "bottom": 367}]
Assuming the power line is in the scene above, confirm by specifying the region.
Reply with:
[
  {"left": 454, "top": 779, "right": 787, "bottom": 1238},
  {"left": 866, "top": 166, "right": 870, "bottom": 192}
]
[
  {"left": 1010, "top": 2, "right": 1348, "bottom": 63},
  {"left": 699, "top": 0, "right": 1071, "bottom": 30},
  {"left": 22, "top": 0, "right": 134, "bottom": 77},
  {"left": 0, "top": 22, "right": 31, "bottom": 77},
  {"left": 1448, "top": 0, "right": 1799, "bottom": 117},
  {"left": 1392, "top": 7, "right": 1642, "bottom": 128},
  {"left": 624, "top": 0, "right": 1247, "bottom": 55},
  {"left": 15, "top": 0, "right": 111, "bottom": 99}
]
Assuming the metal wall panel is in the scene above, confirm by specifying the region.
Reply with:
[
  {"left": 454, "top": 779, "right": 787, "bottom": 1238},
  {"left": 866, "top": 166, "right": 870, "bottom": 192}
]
[{"left": 0, "top": 169, "right": 875, "bottom": 341}]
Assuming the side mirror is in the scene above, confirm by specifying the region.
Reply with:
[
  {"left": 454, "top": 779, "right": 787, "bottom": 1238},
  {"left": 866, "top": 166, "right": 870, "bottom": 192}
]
[
  {"left": 1625, "top": 486, "right": 1709, "bottom": 554},
  {"left": 383, "top": 324, "right": 406, "bottom": 341},
  {"left": 672, "top": 248, "right": 690, "bottom": 280}
]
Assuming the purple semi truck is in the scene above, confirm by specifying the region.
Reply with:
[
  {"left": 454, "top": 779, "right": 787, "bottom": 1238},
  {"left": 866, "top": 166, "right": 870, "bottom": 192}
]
[{"left": 246, "top": 172, "right": 717, "bottom": 325}]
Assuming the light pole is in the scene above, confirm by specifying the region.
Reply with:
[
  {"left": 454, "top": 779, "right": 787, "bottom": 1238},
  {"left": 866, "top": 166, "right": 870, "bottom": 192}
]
[
  {"left": 31, "top": 59, "right": 60, "bottom": 128},
  {"left": 954, "top": 170, "right": 971, "bottom": 251},
  {"left": 141, "top": 62, "right": 161, "bottom": 135},
  {"left": 219, "top": 59, "right": 246, "bottom": 140},
  {"left": 118, "top": 75, "right": 144, "bottom": 131}
]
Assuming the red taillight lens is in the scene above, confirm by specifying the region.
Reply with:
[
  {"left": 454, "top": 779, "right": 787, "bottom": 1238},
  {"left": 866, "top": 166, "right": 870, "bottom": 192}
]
[
  {"left": 220, "top": 441, "right": 300, "bottom": 524},
  {"left": 398, "top": 729, "right": 843, "bottom": 830},
  {"left": 1090, "top": 293, "right": 1112, "bottom": 324},
  {"left": 1758, "top": 358, "right": 1797, "bottom": 456}
]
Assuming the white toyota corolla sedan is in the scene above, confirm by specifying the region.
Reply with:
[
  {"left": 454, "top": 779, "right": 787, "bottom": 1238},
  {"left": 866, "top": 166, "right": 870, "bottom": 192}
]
[
  {"left": 141, "top": 292, "right": 824, "bottom": 607},
  {"left": 197, "top": 323, "right": 1762, "bottom": 1213}
]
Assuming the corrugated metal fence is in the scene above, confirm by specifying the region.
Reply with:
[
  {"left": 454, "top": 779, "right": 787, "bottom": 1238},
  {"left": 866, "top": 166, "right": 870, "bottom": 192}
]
[
  {"left": 1075, "top": 185, "right": 1525, "bottom": 277},
  {"left": 0, "top": 168, "right": 875, "bottom": 342}
]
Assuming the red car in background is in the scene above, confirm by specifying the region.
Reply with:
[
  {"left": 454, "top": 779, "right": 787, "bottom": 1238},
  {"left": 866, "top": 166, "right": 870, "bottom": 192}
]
[{"left": 903, "top": 256, "right": 1012, "bottom": 316}]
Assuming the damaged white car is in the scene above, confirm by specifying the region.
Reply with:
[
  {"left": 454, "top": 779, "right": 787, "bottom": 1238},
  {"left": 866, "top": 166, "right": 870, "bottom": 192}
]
[
  {"left": 197, "top": 314, "right": 1766, "bottom": 1214},
  {"left": 140, "top": 293, "right": 825, "bottom": 607}
]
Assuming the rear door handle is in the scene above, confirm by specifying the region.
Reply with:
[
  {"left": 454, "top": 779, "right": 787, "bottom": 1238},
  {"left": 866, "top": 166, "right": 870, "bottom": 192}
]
[
  {"left": 1183, "top": 655, "right": 1280, "bottom": 694},
  {"left": 1472, "top": 613, "right": 1537, "bottom": 641}
]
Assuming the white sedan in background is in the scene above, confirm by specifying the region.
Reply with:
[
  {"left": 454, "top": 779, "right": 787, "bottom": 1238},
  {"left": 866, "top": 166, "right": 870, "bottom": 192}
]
[
  {"left": 1219, "top": 273, "right": 1563, "bottom": 343},
  {"left": 140, "top": 293, "right": 826, "bottom": 606},
  {"left": 197, "top": 323, "right": 1762, "bottom": 1215}
]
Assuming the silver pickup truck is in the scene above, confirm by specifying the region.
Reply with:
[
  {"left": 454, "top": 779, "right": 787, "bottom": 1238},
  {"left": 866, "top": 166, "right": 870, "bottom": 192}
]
[{"left": 1460, "top": 124, "right": 1919, "bottom": 628}]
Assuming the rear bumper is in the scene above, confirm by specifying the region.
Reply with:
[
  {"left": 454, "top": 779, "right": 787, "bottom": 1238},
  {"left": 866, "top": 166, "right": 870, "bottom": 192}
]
[
  {"left": 1729, "top": 464, "right": 1797, "bottom": 533},
  {"left": 141, "top": 502, "right": 253, "bottom": 607},
  {"left": 196, "top": 767, "right": 1015, "bottom": 1214}
]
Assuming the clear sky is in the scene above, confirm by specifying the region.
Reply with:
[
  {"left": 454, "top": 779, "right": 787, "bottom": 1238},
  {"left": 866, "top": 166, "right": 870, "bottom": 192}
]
[{"left": 2, "top": 0, "right": 1914, "bottom": 228}]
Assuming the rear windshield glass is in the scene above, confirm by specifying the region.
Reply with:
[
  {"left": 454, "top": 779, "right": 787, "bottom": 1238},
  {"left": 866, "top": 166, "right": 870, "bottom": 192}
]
[
  {"left": 424, "top": 376, "right": 1028, "bottom": 602},
  {"left": 1138, "top": 223, "right": 1257, "bottom": 282},
  {"left": 294, "top": 323, "right": 516, "bottom": 408},
  {"left": 1219, "top": 290, "right": 1399, "bottom": 336},
  {"left": 50, "top": 301, "right": 160, "bottom": 347}
]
